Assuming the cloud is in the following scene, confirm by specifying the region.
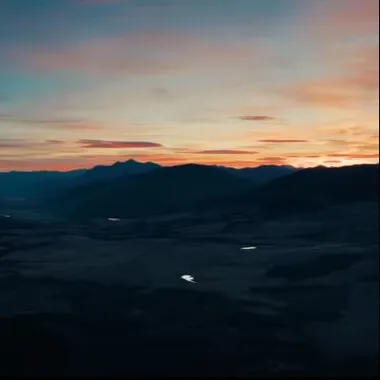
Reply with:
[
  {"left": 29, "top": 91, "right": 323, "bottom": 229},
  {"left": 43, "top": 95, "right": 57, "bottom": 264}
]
[
  {"left": 280, "top": 44, "right": 379, "bottom": 108},
  {"left": 257, "top": 139, "right": 308, "bottom": 143},
  {"left": 327, "top": 153, "right": 379, "bottom": 159},
  {"left": 55, "top": 122, "right": 103, "bottom": 130},
  {"left": 239, "top": 116, "right": 275, "bottom": 121},
  {"left": 0, "top": 139, "right": 65, "bottom": 149},
  {"left": 335, "top": 126, "right": 373, "bottom": 137},
  {"left": 0, "top": 140, "right": 30, "bottom": 149},
  {"left": 0, "top": 157, "right": 90, "bottom": 172},
  {"left": 78, "top": 0, "right": 124, "bottom": 5},
  {"left": 0, "top": 113, "right": 103, "bottom": 130},
  {"left": 78, "top": 139, "right": 163, "bottom": 148},
  {"left": 308, "top": 0, "right": 379, "bottom": 39},
  {"left": 255, "top": 156, "right": 288, "bottom": 165},
  {"left": 46, "top": 140, "right": 65, "bottom": 144},
  {"left": 11, "top": 32, "right": 260, "bottom": 76},
  {"left": 354, "top": 142, "right": 379, "bottom": 152},
  {"left": 194, "top": 149, "right": 257, "bottom": 155}
]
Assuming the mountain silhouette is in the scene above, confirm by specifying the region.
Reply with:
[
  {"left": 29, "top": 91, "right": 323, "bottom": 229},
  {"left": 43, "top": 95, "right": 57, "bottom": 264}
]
[
  {"left": 0, "top": 160, "right": 160, "bottom": 201},
  {"left": 0, "top": 170, "right": 86, "bottom": 199},
  {"left": 2, "top": 161, "right": 378, "bottom": 220},
  {"left": 222, "top": 165, "right": 298, "bottom": 184},
  {"left": 78, "top": 159, "right": 161, "bottom": 184},
  {"left": 51, "top": 163, "right": 253, "bottom": 218},
  {"left": 238, "top": 163, "right": 379, "bottom": 217}
]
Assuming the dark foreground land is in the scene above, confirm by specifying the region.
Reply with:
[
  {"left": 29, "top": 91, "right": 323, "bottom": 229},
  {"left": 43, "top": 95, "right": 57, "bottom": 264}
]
[{"left": 0, "top": 203, "right": 378, "bottom": 377}]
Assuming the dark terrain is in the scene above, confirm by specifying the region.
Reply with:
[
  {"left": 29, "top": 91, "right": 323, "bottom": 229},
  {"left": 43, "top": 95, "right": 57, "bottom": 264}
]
[{"left": 0, "top": 162, "right": 378, "bottom": 377}]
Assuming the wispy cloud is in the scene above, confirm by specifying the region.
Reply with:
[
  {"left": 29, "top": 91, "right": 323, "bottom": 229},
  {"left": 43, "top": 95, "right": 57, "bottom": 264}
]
[
  {"left": 307, "top": 0, "right": 379, "bottom": 40},
  {"left": 257, "top": 139, "right": 308, "bottom": 143},
  {"left": 78, "top": 139, "right": 163, "bottom": 148},
  {"left": 255, "top": 156, "right": 288, "bottom": 165},
  {"left": 46, "top": 140, "right": 65, "bottom": 144},
  {"left": 280, "top": 44, "right": 379, "bottom": 108},
  {"left": 0, "top": 113, "right": 103, "bottom": 130},
  {"left": 12, "top": 32, "right": 260, "bottom": 76},
  {"left": 0, "top": 139, "right": 65, "bottom": 149},
  {"left": 239, "top": 116, "right": 275, "bottom": 121},
  {"left": 0, "top": 140, "right": 30, "bottom": 149},
  {"left": 327, "top": 153, "right": 379, "bottom": 159},
  {"left": 194, "top": 149, "right": 257, "bottom": 155},
  {"left": 78, "top": 0, "right": 124, "bottom": 5},
  {"left": 324, "top": 160, "right": 341, "bottom": 164}
]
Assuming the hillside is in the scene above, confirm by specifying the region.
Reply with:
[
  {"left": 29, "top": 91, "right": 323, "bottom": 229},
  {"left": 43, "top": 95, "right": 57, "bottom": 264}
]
[
  {"left": 51, "top": 164, "right": 253, "bottom": 218},
  {"left": 245, "top": 163, "right": 379, "bottom": 216},
  {"left": 0, "top": 170, "right": 86, "bottom": 200},
  {"left": 226, "top": 165, "right": 298, "bottom": 183},
  {"left": 78, "top": 159, "right": 161, "bottom": 184},
  {"left": 0, "top": 160, "right": 162, "bottom": 201}
]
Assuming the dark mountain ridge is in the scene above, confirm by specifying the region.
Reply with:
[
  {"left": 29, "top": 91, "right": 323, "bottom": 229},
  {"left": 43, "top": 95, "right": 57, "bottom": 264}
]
[
  {"left": 48, "top": 162, "right": 378, "bottom": 220},
  {"left": 239, "top": 163, "right": 379, "bottom": 217},
  {"left": 50, "top": 163, "right": 253, "bottom": 218}
]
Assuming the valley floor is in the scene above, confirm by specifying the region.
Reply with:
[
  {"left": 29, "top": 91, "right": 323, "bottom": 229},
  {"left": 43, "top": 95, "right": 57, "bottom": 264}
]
[{"left": 0, "top": 203, "right": 378, "bottom": 377}]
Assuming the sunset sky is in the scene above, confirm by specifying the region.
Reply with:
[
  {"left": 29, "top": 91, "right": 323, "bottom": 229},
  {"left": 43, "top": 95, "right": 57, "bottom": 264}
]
[{"left": 0, "top": 0, "right": 378, "bottom": 171}]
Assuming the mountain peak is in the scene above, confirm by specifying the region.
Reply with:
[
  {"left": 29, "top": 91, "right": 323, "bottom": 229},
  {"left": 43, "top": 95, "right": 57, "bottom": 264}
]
[{"left": 112, "top": 159, "right": 139, "bottom": 166}]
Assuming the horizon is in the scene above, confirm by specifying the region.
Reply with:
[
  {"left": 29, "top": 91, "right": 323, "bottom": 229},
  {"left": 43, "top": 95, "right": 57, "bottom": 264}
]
[
  {"left": 0, "top": 0, "right": 378, "bottom": 171},
  {"left": 0, "top": 158, "right": 378, "bottom": 174}
]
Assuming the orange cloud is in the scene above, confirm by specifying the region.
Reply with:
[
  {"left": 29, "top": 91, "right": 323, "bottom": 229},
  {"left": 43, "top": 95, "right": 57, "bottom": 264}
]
[
  {"left": 257, "top": 139, "right": 308, "bottom": 143},
  {"left": 324, "top": 160, "right": 342, "bottom": 164},
  {"left": 78, "top": 139, "right": 163, "bottom": 148},
  {"left": 355, "top": 142, "right": 379, "bottom": 151},
  {"left": 0, "top": 158, "right": 88, "bottom": 172},
  {"left": 281, "top": 44, "right": 379, "bottom": 108},
  {"left": 255, "top": 157, "right": 288, "bottom": 165},
  {"left": 327, "top": 153, "right": 379, "bottom": 159}
]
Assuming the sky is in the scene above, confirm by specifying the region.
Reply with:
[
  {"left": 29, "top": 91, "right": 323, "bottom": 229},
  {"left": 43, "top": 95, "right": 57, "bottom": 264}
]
[{"left": 0, "top": 0, "right": 378, "bottom": 171}]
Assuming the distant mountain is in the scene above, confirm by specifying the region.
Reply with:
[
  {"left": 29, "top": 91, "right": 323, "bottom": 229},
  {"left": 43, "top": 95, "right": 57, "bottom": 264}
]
[
  {"left": 238, "top": 163, "right": 379, "bottom": 217},
  {"left": 78, "top": 159, "right": 161, "bottom": 184},
  {"left": 225, "top": 165, "right": 298, "bottom": 184},
  {"left": 47, "top": 163, "right": 379, "bottom": 219},
  {"left": 0, "top": 160, "right": 161, "bottom": 200},
  {"left": 50, "top": 163, "right": 254, "bottom": 218},
  {"left": 0, "top": 160, "right": 295, "bottom": 202},
  {"left": 0, "top": 169, "right": 86, "bottom": 200},
  {"left": 5, "top": 161, "right": 377, "bottom": 220}
]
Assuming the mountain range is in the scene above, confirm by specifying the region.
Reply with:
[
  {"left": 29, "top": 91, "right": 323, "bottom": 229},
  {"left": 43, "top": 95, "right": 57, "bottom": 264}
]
[
  {"left": 0, "top": 160, "right": 378, "bottom": 220},
  {"left": 0, "top": 160, "right": 296, "bottom": 200}
]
